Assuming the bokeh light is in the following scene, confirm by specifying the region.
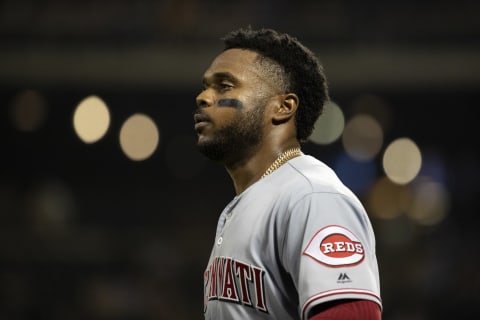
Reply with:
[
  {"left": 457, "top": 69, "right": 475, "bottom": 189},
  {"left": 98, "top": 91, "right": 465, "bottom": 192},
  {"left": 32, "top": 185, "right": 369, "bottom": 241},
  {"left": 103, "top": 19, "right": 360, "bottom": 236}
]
[
  {"left": 383, "top": 137, "right": 422, "bottom": 185},
  {"left": 309, "top": 100, "right": 345, "bottom": 145},
  {"left": 407, "top": 177, "right": 450, "bottom": 226},
  {"left": 9, "top": 89, "right": 48, "bottom": 132},
  {"left": 119, "top": 113, "right": 159, "bottom": 161},
  {"left": 73, "top": 95, "right": 111, "bottom": 144},
  {"left": 342, "top": 114, "right": 383, "bottom": 161},
  {"left": 366, "top": 176, "right": 413, "bottom": 220},
  {"left": 24, "top": 179, "right": 76, "bottom": 235}
]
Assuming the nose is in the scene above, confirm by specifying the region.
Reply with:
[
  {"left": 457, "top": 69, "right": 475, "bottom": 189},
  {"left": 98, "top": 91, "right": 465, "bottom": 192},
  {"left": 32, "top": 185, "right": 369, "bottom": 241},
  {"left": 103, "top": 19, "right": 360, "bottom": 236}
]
[{"left": 196, "top": 89, "right": 214, "bottom": 109}]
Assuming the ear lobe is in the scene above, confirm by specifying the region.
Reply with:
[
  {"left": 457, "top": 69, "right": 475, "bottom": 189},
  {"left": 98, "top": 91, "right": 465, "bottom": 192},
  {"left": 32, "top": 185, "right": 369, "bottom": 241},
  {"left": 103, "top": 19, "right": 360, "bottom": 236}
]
[{"left": 273, "top": 93, "right": 299, "bottom": 123}]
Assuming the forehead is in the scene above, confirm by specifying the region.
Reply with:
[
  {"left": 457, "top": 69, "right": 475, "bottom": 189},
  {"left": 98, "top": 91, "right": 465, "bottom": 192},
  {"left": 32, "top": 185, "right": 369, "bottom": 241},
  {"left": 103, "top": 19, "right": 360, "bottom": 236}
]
[{"left": 203, "top": 48, "right": 262, "bottom": 82}]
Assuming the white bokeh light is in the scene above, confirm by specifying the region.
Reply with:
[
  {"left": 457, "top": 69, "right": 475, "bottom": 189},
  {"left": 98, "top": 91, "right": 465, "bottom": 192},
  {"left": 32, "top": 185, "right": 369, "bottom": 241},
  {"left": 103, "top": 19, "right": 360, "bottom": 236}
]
[
  {"left": 73, "top": 95, "right": 111, "bottom": 144},
  {"left": 383, "top": 137, "right": 422, "bottom": 185},
  {"left": 119, "top": 113, "right": 159, "bottom": 161}
]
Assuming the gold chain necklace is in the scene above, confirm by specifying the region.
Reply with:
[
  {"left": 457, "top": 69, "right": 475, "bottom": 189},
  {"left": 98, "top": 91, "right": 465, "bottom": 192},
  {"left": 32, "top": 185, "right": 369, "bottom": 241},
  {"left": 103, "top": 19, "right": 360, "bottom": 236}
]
[{"left": 261, "top": 147, "right": 303, "bottom": 178}]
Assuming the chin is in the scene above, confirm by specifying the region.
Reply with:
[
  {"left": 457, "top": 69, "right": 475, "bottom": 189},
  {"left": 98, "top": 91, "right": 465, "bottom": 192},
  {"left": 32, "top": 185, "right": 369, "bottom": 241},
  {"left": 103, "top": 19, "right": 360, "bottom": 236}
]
[{"left": 197, "top": 142, "right": 226, "bottom": 162}]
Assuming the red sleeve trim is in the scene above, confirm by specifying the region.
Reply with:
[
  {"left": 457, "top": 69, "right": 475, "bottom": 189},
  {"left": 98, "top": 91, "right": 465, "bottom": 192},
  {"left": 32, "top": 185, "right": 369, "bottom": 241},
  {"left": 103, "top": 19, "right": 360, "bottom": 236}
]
[
  {"left": 308, "top": 299, "right": 381, "bottom": 320},
  {"left": 302, "top": 288, "right": 382, "bottom": 319}
]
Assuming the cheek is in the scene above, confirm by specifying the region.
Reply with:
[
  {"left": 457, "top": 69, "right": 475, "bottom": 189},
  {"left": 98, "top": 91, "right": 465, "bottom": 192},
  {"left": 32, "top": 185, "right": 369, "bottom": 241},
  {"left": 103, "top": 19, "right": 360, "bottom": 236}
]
[
  {"left": 210, "top": 107, "right": 238, "bottom": 128},
  {"left": 243, "top": 88, "right": 273, "bottom": 107}
]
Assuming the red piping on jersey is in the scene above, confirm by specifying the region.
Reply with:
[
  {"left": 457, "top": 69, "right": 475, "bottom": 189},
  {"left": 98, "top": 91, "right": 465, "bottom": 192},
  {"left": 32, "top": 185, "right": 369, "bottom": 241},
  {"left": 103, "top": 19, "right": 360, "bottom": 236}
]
[{"left": 301, "top": 288, "right": 382, "bottom": 320}]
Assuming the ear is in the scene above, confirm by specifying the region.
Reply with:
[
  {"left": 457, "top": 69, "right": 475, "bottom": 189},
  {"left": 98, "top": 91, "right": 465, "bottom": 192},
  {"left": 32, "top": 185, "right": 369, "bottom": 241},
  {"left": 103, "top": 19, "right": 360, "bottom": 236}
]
[{"left": 272, "top": 93, "right": 299, "bottom": 123}]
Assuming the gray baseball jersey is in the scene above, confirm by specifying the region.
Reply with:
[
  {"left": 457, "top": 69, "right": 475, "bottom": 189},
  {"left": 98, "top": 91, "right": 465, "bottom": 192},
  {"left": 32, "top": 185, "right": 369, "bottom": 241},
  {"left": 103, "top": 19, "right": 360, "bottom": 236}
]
[{"left": 203, "top": 154, "right": 381, "bottom": 319}]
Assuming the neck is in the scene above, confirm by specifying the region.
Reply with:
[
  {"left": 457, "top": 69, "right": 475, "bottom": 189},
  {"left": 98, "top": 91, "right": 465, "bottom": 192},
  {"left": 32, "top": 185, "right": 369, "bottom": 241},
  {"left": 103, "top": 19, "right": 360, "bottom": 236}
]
[
  {"left": 226, "top": 143, "right": 302, "bottom": 195},
  {"left": 261, "top": 147, "right": 303, "bottom": 178}
]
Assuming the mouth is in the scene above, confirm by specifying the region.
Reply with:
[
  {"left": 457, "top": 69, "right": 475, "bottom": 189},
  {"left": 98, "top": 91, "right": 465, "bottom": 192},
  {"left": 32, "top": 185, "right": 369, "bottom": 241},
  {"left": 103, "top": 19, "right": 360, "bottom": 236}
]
[{"left": 194, "top": 113, "right": 211, "bottom": 131}]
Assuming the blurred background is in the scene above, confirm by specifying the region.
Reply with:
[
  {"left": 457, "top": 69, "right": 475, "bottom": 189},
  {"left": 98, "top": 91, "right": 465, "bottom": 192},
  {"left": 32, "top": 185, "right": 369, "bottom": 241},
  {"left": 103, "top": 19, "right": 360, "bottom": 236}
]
[{"left": 1, "top": 0, "right": 479, "bottom": 319}]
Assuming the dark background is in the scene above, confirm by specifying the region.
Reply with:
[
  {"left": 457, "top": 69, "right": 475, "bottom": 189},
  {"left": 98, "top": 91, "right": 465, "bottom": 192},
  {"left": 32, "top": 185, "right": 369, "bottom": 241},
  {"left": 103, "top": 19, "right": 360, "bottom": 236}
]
[{"left": 1, "top": 1, "right": 479, "bottom": 319}]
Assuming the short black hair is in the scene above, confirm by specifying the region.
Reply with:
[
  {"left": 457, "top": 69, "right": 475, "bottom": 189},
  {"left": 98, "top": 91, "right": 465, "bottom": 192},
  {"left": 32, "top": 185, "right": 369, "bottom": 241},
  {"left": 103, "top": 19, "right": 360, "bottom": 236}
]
[{"left": 222, "top": 27, "right": 329, "bottom": 142}]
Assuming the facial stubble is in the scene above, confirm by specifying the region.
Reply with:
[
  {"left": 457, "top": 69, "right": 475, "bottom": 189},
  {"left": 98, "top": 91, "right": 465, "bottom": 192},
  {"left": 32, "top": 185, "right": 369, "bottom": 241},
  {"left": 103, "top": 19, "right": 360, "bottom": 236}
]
[{"left": 197, "top": 102, "right": 266, "bottom": 164}]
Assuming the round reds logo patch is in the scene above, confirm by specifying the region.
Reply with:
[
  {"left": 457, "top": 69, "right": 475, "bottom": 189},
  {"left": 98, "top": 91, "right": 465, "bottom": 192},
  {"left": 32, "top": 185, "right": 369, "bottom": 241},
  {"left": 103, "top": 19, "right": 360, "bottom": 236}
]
[{"left": 303, "top": 225, "right": 365, "bottom": 267}]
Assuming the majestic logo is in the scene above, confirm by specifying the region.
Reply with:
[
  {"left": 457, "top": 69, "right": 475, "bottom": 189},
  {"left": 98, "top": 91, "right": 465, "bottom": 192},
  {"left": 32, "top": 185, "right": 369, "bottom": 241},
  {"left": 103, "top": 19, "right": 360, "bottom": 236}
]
[
  {"left": 337, "top": 272, "right": 352, "bottom": 283},
  {"left": 303, "top": 225, "right": 365, "bottom": 267}
]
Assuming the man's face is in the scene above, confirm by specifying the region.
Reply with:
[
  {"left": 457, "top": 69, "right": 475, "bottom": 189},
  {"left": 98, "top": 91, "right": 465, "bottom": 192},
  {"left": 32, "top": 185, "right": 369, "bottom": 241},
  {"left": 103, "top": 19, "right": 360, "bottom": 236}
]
[{"left": 194, "top": 49, "right": 278, "bottom": 163}]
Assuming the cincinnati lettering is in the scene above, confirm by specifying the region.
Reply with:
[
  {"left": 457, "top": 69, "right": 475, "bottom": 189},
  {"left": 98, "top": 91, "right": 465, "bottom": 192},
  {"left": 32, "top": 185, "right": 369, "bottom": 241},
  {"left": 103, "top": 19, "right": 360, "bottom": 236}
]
[{"left": 204, "top": 256, "right": 268, "bottom": 314}]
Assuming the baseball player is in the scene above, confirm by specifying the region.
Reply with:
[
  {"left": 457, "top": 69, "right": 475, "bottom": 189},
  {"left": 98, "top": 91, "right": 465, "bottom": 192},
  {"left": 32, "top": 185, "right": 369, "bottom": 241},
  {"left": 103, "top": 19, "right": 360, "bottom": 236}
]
[{"left": 194, "top": 27, "right": 382, "bottom": 320}]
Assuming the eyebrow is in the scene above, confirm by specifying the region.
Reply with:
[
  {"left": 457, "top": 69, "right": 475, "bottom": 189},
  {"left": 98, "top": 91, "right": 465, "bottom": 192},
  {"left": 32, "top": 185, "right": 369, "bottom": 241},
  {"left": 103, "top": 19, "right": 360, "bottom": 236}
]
[{"left": 203, "top": 71, "right": 239, "bottom": 85}]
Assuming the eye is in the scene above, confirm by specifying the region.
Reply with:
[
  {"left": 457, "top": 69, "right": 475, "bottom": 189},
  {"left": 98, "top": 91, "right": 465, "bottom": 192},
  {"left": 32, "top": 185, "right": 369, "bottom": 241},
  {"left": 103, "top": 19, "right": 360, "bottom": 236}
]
[{"left": 218, "top": 82, "right": 234, "bottom": 92}]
